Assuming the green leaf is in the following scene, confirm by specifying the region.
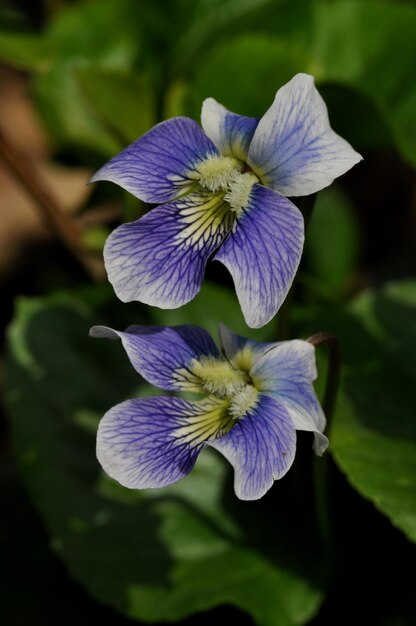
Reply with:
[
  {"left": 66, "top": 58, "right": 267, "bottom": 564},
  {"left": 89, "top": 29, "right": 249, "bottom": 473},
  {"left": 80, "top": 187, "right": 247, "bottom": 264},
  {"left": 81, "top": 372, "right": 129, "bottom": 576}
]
[
  {"left": 30, "top": 0, "right": 144, "bottom": 156},
  {"left": 46, "top": 0, "right": 140, "bottom": 67},
  {"left": 152, "top": 280, "right": 276, "bottom": 341},
  {"left": 190, "top": 0, "right": 416, "bottom": 162},
  {"left": 75, "top": 67, "right": 155, "bottom": 145},
  {"left": 33, "top": 65, "right": 121, "bottom": 157},
  {"left": 5, "top": 289, "right": 325, "bottom": 625},
  {"left": 311, "top": 0, "right": 416, "bottom": 166},
  {"left": 0, "top": 31, "right": 51, "bottom": 71},
  {"left": 305, "top": 186, "right": 360, "bottom": 295},
  {"left": 304, "top": 280, "right": 416, "bottom": 542},
  {"left": 189, "top": 35, "right": 309, "bottom": 117}
]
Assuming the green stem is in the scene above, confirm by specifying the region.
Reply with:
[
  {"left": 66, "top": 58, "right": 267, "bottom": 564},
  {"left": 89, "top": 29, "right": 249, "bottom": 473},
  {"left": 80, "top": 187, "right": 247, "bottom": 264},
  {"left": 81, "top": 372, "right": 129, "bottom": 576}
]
[{"left": 307, "top": 332, "right": 341, "bottom": 549}]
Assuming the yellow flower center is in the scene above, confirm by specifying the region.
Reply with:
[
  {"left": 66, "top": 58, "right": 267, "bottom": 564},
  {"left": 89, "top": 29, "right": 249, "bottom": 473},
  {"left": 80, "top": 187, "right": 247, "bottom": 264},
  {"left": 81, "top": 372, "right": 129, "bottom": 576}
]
[
  {"left": 192, "top": 156, "right": 259, "bottom": 215},
  {"left": 191, "top": 355, "right": 259, "bottom": 419}
]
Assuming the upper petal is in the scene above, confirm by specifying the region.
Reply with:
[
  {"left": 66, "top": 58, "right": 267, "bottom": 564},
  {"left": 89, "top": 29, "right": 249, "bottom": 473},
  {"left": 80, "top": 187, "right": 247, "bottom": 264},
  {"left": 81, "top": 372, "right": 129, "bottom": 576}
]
[
  {"left": 219, "top": 323, "right": 276, "bottom": 372},
  {"left": 210, "top": 394, "right": 296, "bottom": 500},
  {"left": 250, "top": 340, "right": 328, "bottom": 455},
  {"left": 248, "top": 73, "right": 363, "bottom": 197},
  {"left": 104, "top": 190, "right": 233, "bottom": 308},
  {"left": 91, "top": 117, "right": 219, "bottom": 204},
  {"left": 214, "top": 184, "right": 304, "bottom": 328},
  {"left": 201, "top": 98, "right": 259, "bottom": 161},
  {"left": 90, "top": 324, "right": 220, "bottom": 392},
  {"left": 97, "top": 396, "right": 230, "bottom": 490}
]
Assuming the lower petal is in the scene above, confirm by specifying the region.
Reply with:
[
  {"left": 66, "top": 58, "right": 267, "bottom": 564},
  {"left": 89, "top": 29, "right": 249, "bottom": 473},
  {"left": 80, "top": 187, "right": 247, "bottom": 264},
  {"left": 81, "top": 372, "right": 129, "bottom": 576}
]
[
  {"left": 97, "top": 396, "right": 230, "bottom": 490},
  {"left": 210, "top": 394, "right": 296, "bottom": 500},
  {"left": 214, "top": 184, "right": 304, "bottom": 328},
  {"left": 104, "top": 191, "right": 232, "bottom": 307}
]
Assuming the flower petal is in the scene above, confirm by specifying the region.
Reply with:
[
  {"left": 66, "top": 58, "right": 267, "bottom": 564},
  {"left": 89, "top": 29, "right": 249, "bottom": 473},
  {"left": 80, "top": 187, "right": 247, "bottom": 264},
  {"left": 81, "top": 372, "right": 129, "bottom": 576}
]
[
  {"left": 214, "top": 184, "right": 304, "bottom": 328},
  {"left": 97, "top": 396, "right": 230, "bottom": 489},
  {"left": 91, "top": 117, "right": 218, "bottom": 204},
  {"left": 210, "top": 394, "right": 296, "bottom": 500},
  {"left": 201, "top": 98, "right": 259, "bottom": 161},
  {"left": 104, "top": 190, "right": 233, "bottom": 307},
  {"left": 250, "top": 340, "right": 328, "bottom": 454},
  {"left": 248, "top": 73, "right": 363, "bottom": 197},
  {"left": 90, "top": 324, "right": 220, "bottom": 392}
]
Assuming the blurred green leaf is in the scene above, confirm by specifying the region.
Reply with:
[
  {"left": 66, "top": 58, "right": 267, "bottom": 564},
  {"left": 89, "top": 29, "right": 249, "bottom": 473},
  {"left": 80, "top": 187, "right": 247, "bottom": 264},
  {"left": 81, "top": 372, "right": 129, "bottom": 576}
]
[
  {"left": 311, "top": 0, "right": 416, "bottom": 166},
  {"left": 190, "top": 0, "right": 416, "bottom": 162},
  {"left": 75, "top": 67, "right": 155, "bottom": 145},
  {"left": 5, "top": 289, "right": 325, "bottom": 625},
  {"left": 302, "top": 280, "right": 416, "bottom": 543},
  {"left": 47, "top": 0, "right": 141, "bottom": 67},
  {"left": 305, "top": 186, "right": 360, "bottom": 295},
  {"left": 189, "top": 35, "right": 308, "bottom": 116},
  {"left": 33, "top": 65, "right": 121, "bottom": 157},
  {"left": 152, "top": 281, "right": 275, "bottom": 342},
  {"left": 0, "top": 31, "right": 51, "bottom": 71},
  {"left": 30, "top": 0, "right": 145, "bottom": 156}
]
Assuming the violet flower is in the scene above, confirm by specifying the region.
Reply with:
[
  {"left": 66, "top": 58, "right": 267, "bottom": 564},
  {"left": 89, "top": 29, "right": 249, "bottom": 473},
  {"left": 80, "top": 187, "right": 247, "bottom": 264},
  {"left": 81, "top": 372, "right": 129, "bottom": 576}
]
[
  {"left": 91, "top": 323, "right": 328, "bottom": 500},
  {"left": 91, "top": 73, "right": 361, "bottom": 327}
]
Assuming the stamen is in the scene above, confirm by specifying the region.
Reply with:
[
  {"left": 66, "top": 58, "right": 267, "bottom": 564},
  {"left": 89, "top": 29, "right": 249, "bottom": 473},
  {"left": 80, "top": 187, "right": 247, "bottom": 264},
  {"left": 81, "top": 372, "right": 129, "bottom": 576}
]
[
  {"left": 224, "top": 172, "right": 258, "bottom": 215},
  {"left": 191, "top": 355, "right": 247, "bottom": 399},
  {"left": 194, "top": 156, "right": 243, "bottom": 192},
  {"left": 229, "top": 385, "right": 259, "bottom": 419}
]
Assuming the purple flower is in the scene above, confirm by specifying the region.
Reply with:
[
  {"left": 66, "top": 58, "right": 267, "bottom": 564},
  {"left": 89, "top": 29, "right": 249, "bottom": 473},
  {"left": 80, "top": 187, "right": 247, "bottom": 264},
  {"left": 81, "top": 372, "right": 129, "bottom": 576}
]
[
  {"left": 90, "top": 323, "right": 328, "bottom": 500},
  {"left": 91, "top": 73, "right": 361, "bottom": 328}
]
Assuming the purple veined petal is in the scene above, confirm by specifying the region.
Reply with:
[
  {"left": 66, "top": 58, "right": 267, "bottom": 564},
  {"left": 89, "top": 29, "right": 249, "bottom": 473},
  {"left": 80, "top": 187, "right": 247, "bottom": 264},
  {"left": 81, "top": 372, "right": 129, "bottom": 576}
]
[
  {"left": 219, "top": 323, "right": 277, "bottom": 372},
  {"left": 248, "top": 73, "right": 363, "bottom": 197},
  {"left": 90, "top": 324, "right": 220, "bottom": 392},
  {"left": 91, "top": 117, "right": 219, "bottom": 204},
  {"left": 214, "top": 184, "right": 304, "bottom": 328},
  {"left": 201, "top": 98, "right": 259, "bottom": 161},
  {"left": 97, "top": 396, "right": 231, "bottom": 490},
  {"left": 210, "top": 394, "right": 296, "bottom": 500},
  {"left": 104, "top": 190, "right": 233, "bottom": 307},
  {"left": 250, "top": 340, "right": 328, "bottom": 455}
]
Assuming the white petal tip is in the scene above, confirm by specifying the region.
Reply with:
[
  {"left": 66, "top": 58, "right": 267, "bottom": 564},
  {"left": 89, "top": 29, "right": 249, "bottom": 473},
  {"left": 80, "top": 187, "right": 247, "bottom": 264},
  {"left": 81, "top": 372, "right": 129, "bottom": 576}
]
[{"left": 89, "top": 325, "right": 120, "bottom": 340}]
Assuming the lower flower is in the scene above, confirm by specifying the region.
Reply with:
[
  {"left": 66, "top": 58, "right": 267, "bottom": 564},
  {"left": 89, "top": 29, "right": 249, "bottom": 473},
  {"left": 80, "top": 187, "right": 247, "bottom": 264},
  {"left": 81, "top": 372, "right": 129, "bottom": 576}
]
[{"left": 90, "top": 323, "right": 328, "bottom": 500}]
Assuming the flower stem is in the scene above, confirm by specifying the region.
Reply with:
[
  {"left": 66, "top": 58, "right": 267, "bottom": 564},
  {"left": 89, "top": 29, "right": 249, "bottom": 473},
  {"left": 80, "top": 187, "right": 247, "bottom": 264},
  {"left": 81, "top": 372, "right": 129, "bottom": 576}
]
[
  {"left": 307, "top": 331, "right": 341, "bottom": 428},
  {"left": 307, "top": 332, "right": 341, "bottom": 550}
]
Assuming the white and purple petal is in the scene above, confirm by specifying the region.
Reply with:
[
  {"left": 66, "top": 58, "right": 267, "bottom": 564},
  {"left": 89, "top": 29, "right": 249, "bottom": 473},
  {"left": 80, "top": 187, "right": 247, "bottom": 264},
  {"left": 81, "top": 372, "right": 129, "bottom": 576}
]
[
  {"left": 90, "top": 324, "right": 220, "bottom": 392},
  {"left": 91, "top": 117, "right": 218, "bottom": 204},
  {"left": 214, "top": 184, "right": 304, "bottom": 328},
  {"left": 201, "top": 98, "right": 259, "bottom": 161},
  {"left": 248, "top": 73, "right": 362, "bottom": 197},
  {"left": 210, "top": 394, "right": 296, "bottom": 500},
  {"left": 104, "top": 190, "right": 233, "bottom": 307},
  {"left": 250, "top": 340, "right": 328, "bottom": 454},
  {"left": 97, "top": 396, "right": 230, "bottom": 489}
]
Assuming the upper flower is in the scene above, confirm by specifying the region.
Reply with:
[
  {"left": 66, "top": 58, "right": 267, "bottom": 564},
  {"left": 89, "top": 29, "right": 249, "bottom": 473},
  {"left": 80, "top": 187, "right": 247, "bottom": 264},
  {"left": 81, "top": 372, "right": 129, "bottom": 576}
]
[
  {"left": 91, "top": 73, "right": 362, "bottom": 328},
  {"left": 90, "top": 322, "right": 328, "bottom": 500}
]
